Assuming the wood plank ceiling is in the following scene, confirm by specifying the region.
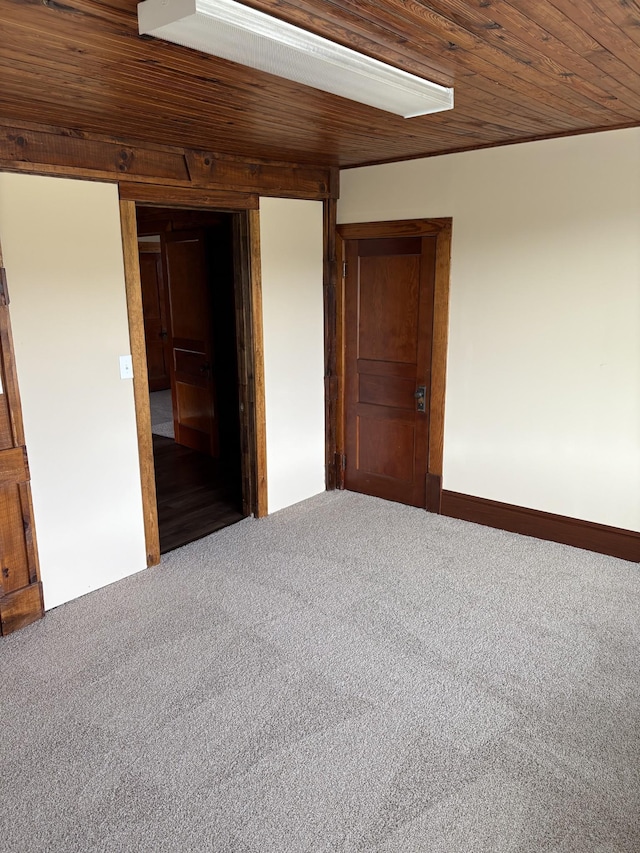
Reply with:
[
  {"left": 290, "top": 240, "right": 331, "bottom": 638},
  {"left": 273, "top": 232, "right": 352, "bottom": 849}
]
[{"left": 1, "top": 0, "right": 640, "bottom": 168}]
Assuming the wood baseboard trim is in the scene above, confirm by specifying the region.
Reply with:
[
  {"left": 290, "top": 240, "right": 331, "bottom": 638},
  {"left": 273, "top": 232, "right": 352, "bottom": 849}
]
[
  {"left": 440, "top": 490, "right": 640, "bottom": 562},
  {"left": 426, "top": 473, "right": 442, "bottom": 513}
]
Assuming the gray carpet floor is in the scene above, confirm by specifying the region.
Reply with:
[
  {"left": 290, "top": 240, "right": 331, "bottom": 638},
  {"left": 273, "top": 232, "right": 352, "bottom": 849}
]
[
  {"left": 1, "top": 490, "right": 639, "bottom": 852},
  {"left": 150, "top": 389, "right": 175, "bottom": 439}
]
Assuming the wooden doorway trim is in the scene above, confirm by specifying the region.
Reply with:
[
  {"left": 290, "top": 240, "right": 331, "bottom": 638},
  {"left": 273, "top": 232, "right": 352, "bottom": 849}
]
[
  {"left": 234, "top": 208, "right": 268, "bottom": 518},
  {"left": 335, "top": 218, "right": 452, "bottom": 512},
  {"left": 0, "top": 236, "right": 45, "bottom": 633},
  {"left": 119, "top": 197, "right": 268, "bottom": 566},
  {"left": 120, "top": 199, "right": 160, "bottom": 566}
]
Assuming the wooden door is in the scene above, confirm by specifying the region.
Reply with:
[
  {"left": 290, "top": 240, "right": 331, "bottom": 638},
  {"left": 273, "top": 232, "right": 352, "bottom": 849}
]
[
  {"left": 0, "top": 252, "right": 43, "bottom": 635},
  {"left": 139, "top": 244, "right": 171, "bottom": 391},
  {"left": 163, "top": 229, "right": 219, "bottom": 456},
  {"left": 344, "top": 235, "right": 436, "bottom": 507}
]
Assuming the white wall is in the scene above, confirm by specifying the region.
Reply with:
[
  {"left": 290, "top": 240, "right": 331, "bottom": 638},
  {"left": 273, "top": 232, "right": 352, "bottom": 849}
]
[
  {"left": 260, "top": 197, "right": 325, "bottom": 513},
  {"left": 339, "top": 128, "right": 640, "bottom": 532},
  {"left": 0, "top": 173, "right": 147, "bottom": 609}
]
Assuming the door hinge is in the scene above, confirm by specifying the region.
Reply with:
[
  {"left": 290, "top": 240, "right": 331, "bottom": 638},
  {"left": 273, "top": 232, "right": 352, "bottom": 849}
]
[
  {"left": 342, "top": 261, "right": 347, "bottom": 278},
  {"left": 0, "top": 268, "right": 9, "bottom": 306}
]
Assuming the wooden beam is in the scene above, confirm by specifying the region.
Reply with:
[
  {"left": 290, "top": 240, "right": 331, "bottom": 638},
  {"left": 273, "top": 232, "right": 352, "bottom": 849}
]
[
  {"left": 119, "top": 199, "right": 160, "bottom": 567},
  {"left": 0, "top": 122, "right": 336, "bottom": 201},
  {"left": 0, "top": 125, "right": 190, "bottom": 184},
  {"left": 186, "top": 150, "right": 336, "bottom": 199},
  {"left": 120, "top": 182, "right": 259, "bottom": 210}
]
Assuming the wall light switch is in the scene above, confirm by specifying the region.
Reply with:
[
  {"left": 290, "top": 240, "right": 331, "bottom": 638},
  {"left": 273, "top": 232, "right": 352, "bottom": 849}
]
[{"left": 119, "top": 354, "right": 134, "bottom": 379}]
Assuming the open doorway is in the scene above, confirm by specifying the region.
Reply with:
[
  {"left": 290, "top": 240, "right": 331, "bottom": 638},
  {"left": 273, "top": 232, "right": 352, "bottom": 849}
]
[{"left": 136, "top": 206, "right": 245, "bottom": 552}]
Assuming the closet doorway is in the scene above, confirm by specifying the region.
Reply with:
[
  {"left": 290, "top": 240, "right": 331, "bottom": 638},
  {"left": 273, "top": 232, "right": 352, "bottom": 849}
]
[{"left": 136, "top": 206, "right": 245, "bottom": 553}]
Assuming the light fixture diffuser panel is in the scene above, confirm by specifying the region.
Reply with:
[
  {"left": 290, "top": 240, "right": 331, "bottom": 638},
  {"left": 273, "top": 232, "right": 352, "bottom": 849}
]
[{"left": 138, "top": 0, "right": 454, "bottom": 118}]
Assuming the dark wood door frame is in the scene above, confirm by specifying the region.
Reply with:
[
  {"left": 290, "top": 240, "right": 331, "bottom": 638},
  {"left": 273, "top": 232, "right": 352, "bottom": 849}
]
[
  {"left": 0, "top": 237, "right": 44, "bottom": 634},
  {"left": 333, "top": 218, "right": 452, "bottom": 513},
  {"left": 120, "top": 194, "right": 267, "bottom": 567}
]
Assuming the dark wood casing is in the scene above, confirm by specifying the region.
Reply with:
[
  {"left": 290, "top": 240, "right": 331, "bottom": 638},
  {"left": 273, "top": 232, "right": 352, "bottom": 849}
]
[{"left": 0, "top": 246, "right": 44, "bottom": 635}]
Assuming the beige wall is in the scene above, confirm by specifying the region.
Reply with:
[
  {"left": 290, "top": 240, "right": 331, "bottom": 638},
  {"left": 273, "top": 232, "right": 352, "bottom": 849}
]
[
  {"left": 0, "top": 176, "right": 328, "bottom": 610},
  {"left": 0, "top": 174, "right": 147, "bottom": 609},
  {"left": 260, "top": 197, "right": 326, "bottom": 513},
  {"left": 339, "top": 128, "right": 640, "bottom": 531}
]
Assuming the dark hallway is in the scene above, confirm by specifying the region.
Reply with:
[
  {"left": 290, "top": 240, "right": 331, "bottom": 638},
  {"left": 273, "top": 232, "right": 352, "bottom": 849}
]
[{"left": 139, "top": 207, "right": 247, "bottom": 553}]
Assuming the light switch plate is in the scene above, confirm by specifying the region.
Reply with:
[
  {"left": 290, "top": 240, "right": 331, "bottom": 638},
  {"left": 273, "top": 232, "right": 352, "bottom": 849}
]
[{"left": 119, "top": 354, "right": 134, "bottom": 379}]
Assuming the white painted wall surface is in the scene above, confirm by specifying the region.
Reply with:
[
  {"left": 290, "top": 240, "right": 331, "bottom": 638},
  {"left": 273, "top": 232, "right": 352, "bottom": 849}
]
[
  {"left": 339, "top": 128, "right": 640, "bottom": 531},
  {"left": 260, "top": 197, "right": 325, "bottom": 513},
  {"left": 0, "top": 173, "right": 147, "bottom": 609}
]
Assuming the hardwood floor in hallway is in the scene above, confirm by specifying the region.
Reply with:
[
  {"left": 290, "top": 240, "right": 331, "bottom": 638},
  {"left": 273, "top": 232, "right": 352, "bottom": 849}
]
[{"left": 152, "top": 434, "right": 245, "bottom": 553}]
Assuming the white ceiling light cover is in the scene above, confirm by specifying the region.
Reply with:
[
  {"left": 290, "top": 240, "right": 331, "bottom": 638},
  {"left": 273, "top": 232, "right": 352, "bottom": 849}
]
[{"left": 138, "top": 0, "right": 454, "bottom": 118}]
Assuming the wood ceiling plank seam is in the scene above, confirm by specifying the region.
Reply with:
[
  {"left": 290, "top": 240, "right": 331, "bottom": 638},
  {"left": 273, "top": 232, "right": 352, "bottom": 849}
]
[
  {"left": 240, "top": 0, "right": 588, "bottom": 130},
  {"left": 26, "top": 0, "right": 135, "bottom": 28},
  {"left": 0, "top": 2, "right": 604, "bottom": 145},
  {"left": 0, "top": 46, "right": 335, "bottom": 123},
  {"left": 240, "top": 0, "right": 455, "bottom": 84},
  {"left": 451, "top": 89, "right": 586, "bottom": 131},
  {"left": 586, "top": 0, "right": 640, "bottom": 52},
  {"left": 344, "top": 0, "right": 633, "bottom": 121},
  {"left": 415, "top": 0, "right": 633, "bottom": 117},
  {"left": 426, "top": 0, "right": 640, "bottom": 115},
  {"left": 546, "top": 0, "right": 640, "bottom": 76},
  {"left": 449, "top": 74, "right": 583, "bottom": 130},
  {"left": 0, "top": 49, "right": 562, "bottom": 140},
  {"left": 1, "top": 0, "right": 614, "bottom": 130},
  {"left": 0, "top": 44, "right": 575, "bottom": 144},
  {"left": 506, "top": 0, "right": 640, "bottom": 97},
  {"left": 245, "top": 0, "right": 621, "bottom": 126},
  {"left": 316, "top": 0, "right": 624, "bottom": 126},
  {"left": 0, "top": 54, "right": 406, "bottom": 142},
  {"left": 0, "top": 73, "right": 594, "bottom": 142},
  {"left": 3, "top": 15, "right": 464, "bottom": 128}
]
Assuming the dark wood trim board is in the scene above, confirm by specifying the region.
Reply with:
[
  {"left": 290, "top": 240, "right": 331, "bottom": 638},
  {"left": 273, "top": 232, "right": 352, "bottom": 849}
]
[
  {"left": 0, "top": 120, "right": 337, "bottom": 202},
  {"left": 323, "top": 198, "right": 338, "bottom": 490},
  {"left": 119, "top": 199, "right": 161, "bottom": 567},
  {"left": 441, "top": 490, "right": 640, "bottom": 563}
]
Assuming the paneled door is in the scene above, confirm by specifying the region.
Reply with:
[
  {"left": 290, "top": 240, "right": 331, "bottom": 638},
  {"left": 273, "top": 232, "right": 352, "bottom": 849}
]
[
  {"left": 0, "top": 246, "right": 43, "bottom": 635},
  {"left": 163, "top": 229, "right": 219, "bottom": 456},
  {"left": 343, "top": 234, "right": 437, "bottom": 508}
]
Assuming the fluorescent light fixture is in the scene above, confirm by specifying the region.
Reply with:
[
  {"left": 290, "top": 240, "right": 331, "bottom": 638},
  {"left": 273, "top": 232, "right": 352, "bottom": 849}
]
[{"left": 138, "top": 0, "right": 454, "bottom": 118}]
